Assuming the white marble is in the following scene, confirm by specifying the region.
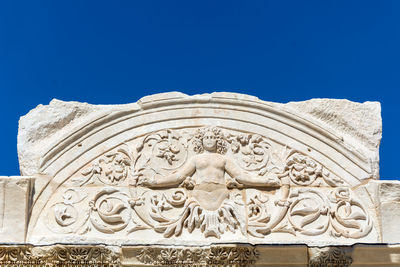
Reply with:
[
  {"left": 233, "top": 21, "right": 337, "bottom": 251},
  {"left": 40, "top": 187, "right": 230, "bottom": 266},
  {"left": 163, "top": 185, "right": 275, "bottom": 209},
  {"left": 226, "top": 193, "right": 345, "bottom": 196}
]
[
  {"left": 3, "top": 92, "right": 400, "bottom": 265},
  {"left": 8, "top": 92, "right": 388, "bottom": 247},
  {"left": 0, "top": 176, "right": 32, "bottom": 243}
]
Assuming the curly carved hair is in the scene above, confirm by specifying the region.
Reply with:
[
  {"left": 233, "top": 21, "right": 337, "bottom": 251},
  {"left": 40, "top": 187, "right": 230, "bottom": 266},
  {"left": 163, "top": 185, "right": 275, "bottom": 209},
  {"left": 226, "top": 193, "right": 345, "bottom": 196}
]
[{"left": 192, "top": 127, "right": 227, "bottom": 154}]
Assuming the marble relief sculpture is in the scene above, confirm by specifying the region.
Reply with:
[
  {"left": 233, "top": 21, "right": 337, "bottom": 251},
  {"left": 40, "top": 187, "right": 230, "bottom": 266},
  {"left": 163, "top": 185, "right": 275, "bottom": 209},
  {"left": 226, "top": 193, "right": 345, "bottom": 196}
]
[
  {"left": 4, "top": 92, "right": 397, "bottom": 266},
  {"left": 135, "top": 127, "right": 281, "bottom": 238},
  {"left": 38, "top": 125, "right": 372, "bottom": 242}
]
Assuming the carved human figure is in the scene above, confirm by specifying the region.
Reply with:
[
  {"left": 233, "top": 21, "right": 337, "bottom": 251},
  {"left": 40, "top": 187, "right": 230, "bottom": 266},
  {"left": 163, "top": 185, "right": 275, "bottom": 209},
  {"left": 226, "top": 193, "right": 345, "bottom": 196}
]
[
  {"left": 136, "top": 127, "right": 280, "bottom": 237},
  {"left": 137, "top": 127, "right": 280, "bottom": 191}
]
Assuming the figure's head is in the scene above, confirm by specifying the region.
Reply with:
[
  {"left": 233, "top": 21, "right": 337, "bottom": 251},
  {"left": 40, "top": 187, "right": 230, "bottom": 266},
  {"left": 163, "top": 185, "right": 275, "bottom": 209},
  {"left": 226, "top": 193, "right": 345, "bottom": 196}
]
[
  {"left": 193, "top": 127, "right": 227, "bottom": 154},
  {"left": 202, "top": 130, "right": 217, "bottom": 151}
]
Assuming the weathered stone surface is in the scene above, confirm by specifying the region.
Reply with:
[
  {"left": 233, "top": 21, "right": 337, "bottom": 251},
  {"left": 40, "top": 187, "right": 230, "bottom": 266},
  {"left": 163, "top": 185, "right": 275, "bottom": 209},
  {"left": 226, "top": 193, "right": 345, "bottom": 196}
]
[
  {"left": 284, "top": 99, "right": 381, "bottom": 152},
  {"left": 18, "top": 99, "right": 140, "bottom": 176},
  {"left": 352, "top": 244, "right": 400, "bottom": 266},
  {"left": 1, "top": 244, "right": 399, "bottom": 266},
  {"left": 284, "top": 98, "right": 381, "bottom": 178},
  {"left": 0, "top": 245, "right": 120, "bottom": 266},
  {"left": 2, "top": 91, "right": 399, "bottom": 265},
  {"left": 18, "top": 93, "right": 381, "bottom": 180},
  {"left": 122, "top": 244, "right": 308, "bottom": 266},
  {"left": 12, "top": 93, "right": 383, "bottom": 246},
  {"left": 0, "top": 176, "right": 32, "bottom": 243},
  {"left": 378, "top": 180, "right": 400, "bottom": 243}
]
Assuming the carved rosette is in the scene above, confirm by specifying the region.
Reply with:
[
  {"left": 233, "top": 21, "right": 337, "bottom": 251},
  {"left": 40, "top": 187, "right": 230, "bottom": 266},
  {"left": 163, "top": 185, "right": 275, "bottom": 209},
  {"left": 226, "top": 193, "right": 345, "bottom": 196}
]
[
  {"left": 74, "top": 146, "right": 135, "bottom": 186},
  {"left": 227, "top": 132, "right": 271, "bottom": 175},
  {"left": 43, "top": 126, "right": 374, "bottom": 242}
]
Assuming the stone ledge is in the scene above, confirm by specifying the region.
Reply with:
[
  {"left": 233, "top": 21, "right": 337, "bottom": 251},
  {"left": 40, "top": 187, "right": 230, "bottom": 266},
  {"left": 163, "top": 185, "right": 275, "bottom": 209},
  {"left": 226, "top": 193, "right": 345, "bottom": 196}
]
[{"left": 1, "top": 244, "right": 400, "bottom": 266}]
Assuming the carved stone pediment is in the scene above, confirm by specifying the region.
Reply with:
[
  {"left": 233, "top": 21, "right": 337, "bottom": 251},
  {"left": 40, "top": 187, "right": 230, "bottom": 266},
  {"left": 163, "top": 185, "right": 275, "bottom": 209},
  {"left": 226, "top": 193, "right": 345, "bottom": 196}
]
[
  {"left": 5, "top": 91, "right": 400, "bottom": 265},
  {"left": 29, "top": 125, "right": 376, "bottom": 245},
  {"left": 3, "top": 92, "right": 384, "bottom": 249}
]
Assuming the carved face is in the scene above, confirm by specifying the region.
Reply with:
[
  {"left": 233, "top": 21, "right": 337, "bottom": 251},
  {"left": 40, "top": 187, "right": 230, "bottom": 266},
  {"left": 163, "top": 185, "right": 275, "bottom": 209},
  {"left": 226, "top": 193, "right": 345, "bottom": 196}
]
[{"left": 202, "top": 131, "right": 217, "bottom": 152}]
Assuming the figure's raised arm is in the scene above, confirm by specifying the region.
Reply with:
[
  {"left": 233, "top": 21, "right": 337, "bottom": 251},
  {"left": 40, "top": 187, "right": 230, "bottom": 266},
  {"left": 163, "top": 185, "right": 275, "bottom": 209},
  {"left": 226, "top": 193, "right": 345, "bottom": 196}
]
[
  {"left": 138, "top": 157, "right": 196, "bottom": 188},
  {"left": 225, "top": 158, "right": 280, "bottom": 187}
]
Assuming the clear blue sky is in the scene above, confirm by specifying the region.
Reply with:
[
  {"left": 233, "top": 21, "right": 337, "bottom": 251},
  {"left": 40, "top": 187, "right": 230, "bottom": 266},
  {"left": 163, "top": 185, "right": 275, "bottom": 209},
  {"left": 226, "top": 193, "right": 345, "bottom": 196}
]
[{"left": 1, "top": 1, "right": 399, "bottom": 179}]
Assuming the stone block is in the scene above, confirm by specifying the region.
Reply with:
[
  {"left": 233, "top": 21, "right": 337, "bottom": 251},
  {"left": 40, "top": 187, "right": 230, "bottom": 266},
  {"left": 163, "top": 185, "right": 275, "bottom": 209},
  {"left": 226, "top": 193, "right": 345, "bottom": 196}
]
[
  {"left": 0, "top": 176, "right": 32, "bottom": 243},
  {"left": 378, "top": 180, "right": 400, "bottom": 243}
]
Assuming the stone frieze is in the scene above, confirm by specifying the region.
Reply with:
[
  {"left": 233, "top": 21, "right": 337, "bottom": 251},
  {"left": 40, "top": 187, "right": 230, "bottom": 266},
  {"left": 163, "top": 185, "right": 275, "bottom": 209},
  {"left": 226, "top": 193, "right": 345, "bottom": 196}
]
[{"left": 31, "top": 126, "right": 375, "bottom": 244}]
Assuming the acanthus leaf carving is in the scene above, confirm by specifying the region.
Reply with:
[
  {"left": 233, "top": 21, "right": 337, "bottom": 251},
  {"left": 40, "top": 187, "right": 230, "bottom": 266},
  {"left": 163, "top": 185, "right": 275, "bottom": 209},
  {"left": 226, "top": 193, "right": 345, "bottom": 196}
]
[
  {"left": 46, "top": 189, "right": 88, "bottom": 234},
  {"left": 309, "top": 247, "right": 352, "bottom": 267},
  {"left": 43, "top": 126, "right": 374, "bottom": 241},
  {"left": 88, "top": 188, "right": 131, "bottom": 233},
  {"left": 73, "top": 145, "right": 135, "bottom": 186},
  {"left": 134, "top": 246, "right": 259, "bottom": 266},
  {"left": 288, "top": 188, "right": 330, "bottom": 236},
  {"left": 227, "top": 132, "right": 271, "bottom": 175},
  {"left": 144, "top": 189, "right": 245, "bottom": 238},
  {"left": 286, "top": 187, "right": 372, "bottom": 238},
  {"left": 329, "top": 187, "right": 373, "bottom": 238},
  {"left": 285, "top": 151, "right": 345, "bottom": 187},
  {"left": 0, "top": 245, "right": 120, "bottom": 266}
]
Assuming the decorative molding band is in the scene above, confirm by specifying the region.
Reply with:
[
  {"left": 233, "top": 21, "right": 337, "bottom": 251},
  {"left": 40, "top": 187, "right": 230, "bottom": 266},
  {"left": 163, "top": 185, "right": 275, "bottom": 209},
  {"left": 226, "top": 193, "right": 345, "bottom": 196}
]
[
  {"left": 0, "top": 245, "right": 120, "bottom": 266},
  {"left": 1, "top": 244, "right": 400, "bottom": 266},
  {"left": 132, "top": 246, "right": 259, "bottom": 266},
  {"left": 309, "top": 247, "right": 353, "bottom": 267}
]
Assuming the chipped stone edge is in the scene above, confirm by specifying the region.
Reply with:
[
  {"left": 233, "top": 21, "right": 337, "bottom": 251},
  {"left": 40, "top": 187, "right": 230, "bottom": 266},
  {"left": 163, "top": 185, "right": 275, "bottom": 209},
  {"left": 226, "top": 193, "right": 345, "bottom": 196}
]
[{"left": 17, "top": 92, "right": 381, "bottom": 178}]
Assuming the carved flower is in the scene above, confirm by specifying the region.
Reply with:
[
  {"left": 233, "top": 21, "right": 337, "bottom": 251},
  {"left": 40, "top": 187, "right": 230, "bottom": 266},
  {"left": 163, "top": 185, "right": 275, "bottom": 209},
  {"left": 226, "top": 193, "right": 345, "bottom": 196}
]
[
  {"left": 331, "top": 187, "right": 351, "bottom": 202},
  {"left": 69, "top": 248, "right": 90, "bottom": 261},
  {"left": 237, "top": 134, "right": 250, "bottom": 146},
  {"left": 230, "top": 247, "right": 259, "bottom": 262},
  {"left": 78, "top": 149, "right": 133, "bottom": 186},
  {"left": 208, "top": 247, "right": 229, "bottom": 261},
  {"left": 229, "top": 132, "right": 270, "bottom": 172},
  {"left": 159, "top": 248, "right": 178, "bottom": 262},
  {"left": 156, "top": 142, "right": 181, "bottom": 165},
  {"left": 186, "top": 249, "right": 205, "bottom": 263},
  {"left": 287, "top": 153, "right": 322, "bottom": 185},
  {"left": 128, "top": 196, "right": 145, "bottom": 208},
  {"left": 104, "top": 153, "right": 131, "bottom": 183},
  {"left": 136, "top": 248, "right": 155, "bottom": 264}
]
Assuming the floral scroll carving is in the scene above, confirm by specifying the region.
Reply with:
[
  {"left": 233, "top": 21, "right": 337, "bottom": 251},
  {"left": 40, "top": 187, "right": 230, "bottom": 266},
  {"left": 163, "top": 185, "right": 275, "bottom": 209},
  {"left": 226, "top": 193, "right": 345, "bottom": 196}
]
[
  {"left": 46, "top": 189, "right": 87, "bottom": 233},
  {"left": 147, "top": 189, "right": 245, "bottom": 238},
  {"left": 227, "top": 132, "right": 271, "bottom": 175},
  {"left": 44, "top": 126, "right": 374, "bottom": 241},
  {"left": 285, "top": 152, "right": 345, "bottom": 187},
  {"left": 0, "top": 245, "right": 120, "bottom": 266},
  {"left": 329, "top": 188, "right": 373, "bottom": 238},
  {"left": 135, "top": 246, "right": 259, "bottom": 266},
  {"left": 288, "top": 189, "right": 330, "bottom": 236},
  {"left": 287, "top": 187, "right": 372, "bottom": 238},
  {"left": 74, "top": 147, "right": 134, "bottom": 186},
  {"left": 89, "top": 188, "right": 131, "bottom": 233}
]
